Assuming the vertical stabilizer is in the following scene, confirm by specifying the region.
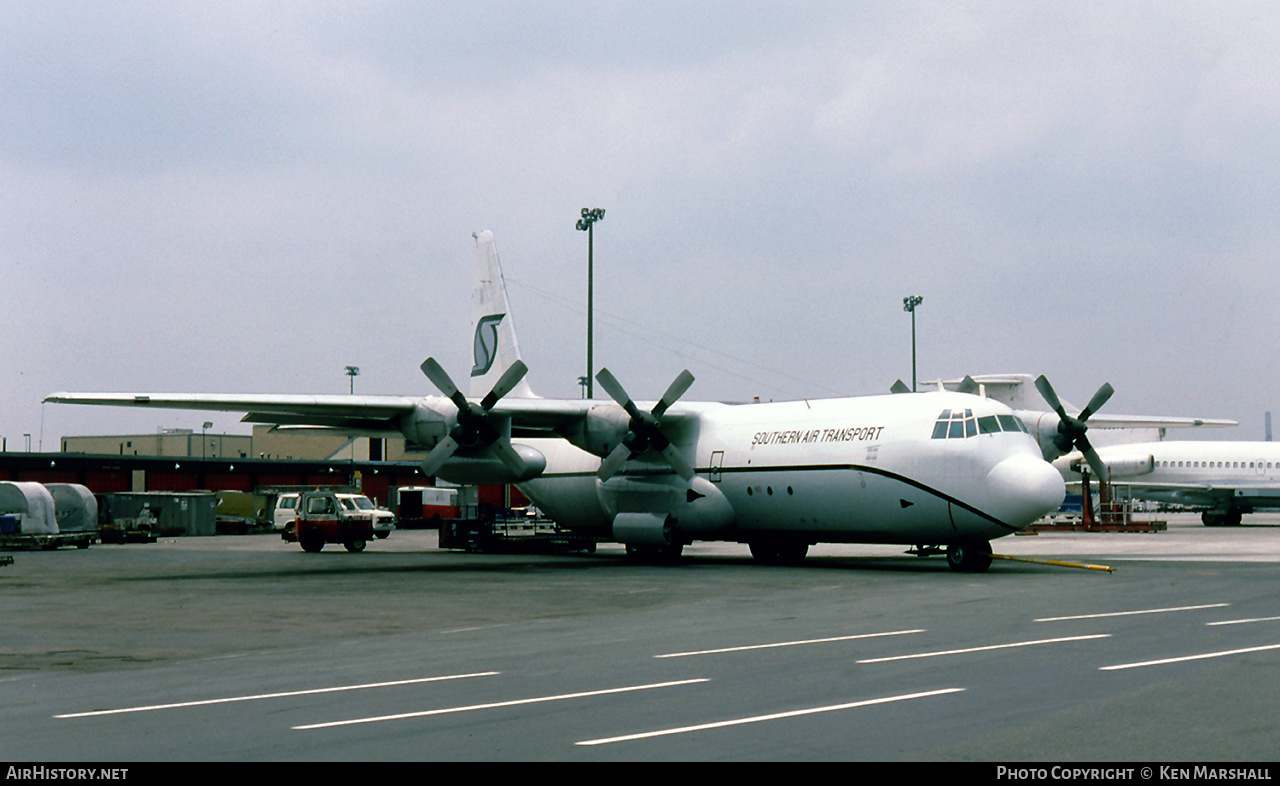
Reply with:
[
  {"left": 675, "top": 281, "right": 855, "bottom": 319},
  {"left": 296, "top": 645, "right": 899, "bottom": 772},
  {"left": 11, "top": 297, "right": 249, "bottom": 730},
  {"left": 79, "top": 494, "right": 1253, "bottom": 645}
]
[{"left": 470, "top": 231, "right": 536, "bottom": 398}]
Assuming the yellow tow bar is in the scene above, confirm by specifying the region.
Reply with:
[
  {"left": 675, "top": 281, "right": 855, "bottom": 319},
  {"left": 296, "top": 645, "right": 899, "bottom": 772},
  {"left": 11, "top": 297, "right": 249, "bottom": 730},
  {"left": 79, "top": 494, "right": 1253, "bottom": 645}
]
[{"left": 991, "top": 553, "right": 1114, "bottom": 573}]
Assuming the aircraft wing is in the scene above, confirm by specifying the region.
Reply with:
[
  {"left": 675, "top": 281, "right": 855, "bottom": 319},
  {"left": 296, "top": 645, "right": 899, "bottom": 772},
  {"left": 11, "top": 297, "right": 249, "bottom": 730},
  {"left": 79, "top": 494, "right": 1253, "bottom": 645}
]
[
  {"left": 42, "top": 390, "right": 694, "bottom": 438},
  {"left": 44, "top": 392, "right": 420, "bottom": 435},
  {"left": 46, "top": 375, "right": 701, "bottom": 482}
]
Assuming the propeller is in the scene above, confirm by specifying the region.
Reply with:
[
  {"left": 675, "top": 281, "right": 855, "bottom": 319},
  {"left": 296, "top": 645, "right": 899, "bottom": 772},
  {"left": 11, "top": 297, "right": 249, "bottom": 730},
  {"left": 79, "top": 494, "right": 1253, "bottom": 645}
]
[
  {"left": 1034, "top": 375, "right": 1114, "bottom": 481},
  {"left": 419, "top": 357, "right": 529, "bottom": 477},
  {"left": 595, "top": 368, "right": 696, "bottom": 481}
]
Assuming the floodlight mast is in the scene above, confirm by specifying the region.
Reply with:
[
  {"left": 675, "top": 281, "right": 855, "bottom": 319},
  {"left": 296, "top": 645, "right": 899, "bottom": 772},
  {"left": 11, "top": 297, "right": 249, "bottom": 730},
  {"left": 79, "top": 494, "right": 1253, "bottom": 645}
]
[
  {"left": 576, "top": 208, "right": 605, "bottom": 399},
  {"left": 903, "top": 295, "right": 923, "bottom": 392}
]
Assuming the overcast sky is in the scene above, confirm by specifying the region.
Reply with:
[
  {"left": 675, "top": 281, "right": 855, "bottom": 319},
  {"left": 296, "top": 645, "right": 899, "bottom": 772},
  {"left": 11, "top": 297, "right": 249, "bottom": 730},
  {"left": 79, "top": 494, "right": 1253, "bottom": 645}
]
[{"left": 5, "top": 1, "right": 1279, "bottom": 449}]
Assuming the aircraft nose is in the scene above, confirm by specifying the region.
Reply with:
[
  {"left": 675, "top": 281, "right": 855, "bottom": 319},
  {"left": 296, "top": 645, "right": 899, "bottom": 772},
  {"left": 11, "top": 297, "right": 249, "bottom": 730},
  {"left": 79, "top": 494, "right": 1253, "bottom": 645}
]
[{"left": 986, "top": 454, "right": 1066, "bottom": 529}]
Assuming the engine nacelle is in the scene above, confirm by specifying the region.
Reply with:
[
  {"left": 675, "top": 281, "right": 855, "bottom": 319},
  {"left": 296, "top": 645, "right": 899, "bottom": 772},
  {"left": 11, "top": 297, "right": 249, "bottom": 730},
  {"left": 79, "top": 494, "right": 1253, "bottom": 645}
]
[
  {"left": 400, "top": 399, "right": 451, "bottom": 450},
  {"left": 1019, "top": 410, "right": 1071, "bottom": 461},
  {"left": 561, "top": 404, "right": 630, "bottom": 457},
  {"left": 434, "top": 443, "right": 548, "bottom": 485}
]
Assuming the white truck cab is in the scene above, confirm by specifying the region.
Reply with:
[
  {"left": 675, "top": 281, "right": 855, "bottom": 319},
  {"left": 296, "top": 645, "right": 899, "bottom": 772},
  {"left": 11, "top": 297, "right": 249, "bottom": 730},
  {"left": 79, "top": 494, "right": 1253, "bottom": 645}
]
[{"left": 272, "top": 492, "right": 300, "bottom": 531}]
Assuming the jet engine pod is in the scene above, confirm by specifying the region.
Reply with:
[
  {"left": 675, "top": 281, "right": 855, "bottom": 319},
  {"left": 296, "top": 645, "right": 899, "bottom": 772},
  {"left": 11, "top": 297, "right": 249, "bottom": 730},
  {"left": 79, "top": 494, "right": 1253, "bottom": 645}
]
[
  {"left": 1073, "top": 453, "right": 1154, "bottom": 479},
  {"left": 432, "top": 443, "right": 547, "bottom": 485}
]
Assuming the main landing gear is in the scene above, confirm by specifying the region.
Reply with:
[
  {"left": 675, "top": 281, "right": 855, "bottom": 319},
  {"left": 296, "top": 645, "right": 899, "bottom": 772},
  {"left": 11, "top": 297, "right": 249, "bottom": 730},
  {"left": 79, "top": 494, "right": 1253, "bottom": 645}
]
[
  {"left": 748, "top": 538, "right": 810, "bottom": 565},
  {"left": 624, "top": 541, "right": 684, "bottom": 563},
  {"left": 1202, "top": 509, "right": 1243, "bottom": 527}
]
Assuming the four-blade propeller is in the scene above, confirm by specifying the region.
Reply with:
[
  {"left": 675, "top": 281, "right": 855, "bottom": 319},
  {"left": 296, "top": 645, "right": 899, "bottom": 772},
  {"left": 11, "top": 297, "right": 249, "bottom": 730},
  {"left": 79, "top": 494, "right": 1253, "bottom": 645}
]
[
  {"left": 1034, "top": 375, "right": 1114, "bottom": 481},
  {"left": 595, "top": 368, "right": 696, "bottom": 481},
  {"left": 418, "top": 358, "right": 696, "bottom": 483},
  {"left": 419, "top": 357, "right": 530, "bottom": 477}
]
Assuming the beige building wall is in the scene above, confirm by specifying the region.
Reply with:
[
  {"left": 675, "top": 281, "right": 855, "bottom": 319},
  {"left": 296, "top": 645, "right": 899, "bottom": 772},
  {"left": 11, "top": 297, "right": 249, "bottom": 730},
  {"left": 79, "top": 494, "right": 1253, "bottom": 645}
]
[
  {"left": 61, "top": 427, "right": 429, "bottom": 463},
  {"left": 62, "top": 431, "right": 254, "bottom": 458},
  {"left": 250, "top": 426, "right": 428, "bottom": 462}
]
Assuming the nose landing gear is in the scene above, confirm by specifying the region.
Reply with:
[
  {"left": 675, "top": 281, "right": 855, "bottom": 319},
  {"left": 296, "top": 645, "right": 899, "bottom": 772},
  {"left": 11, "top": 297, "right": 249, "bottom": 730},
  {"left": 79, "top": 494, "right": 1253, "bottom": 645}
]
[{"left": 946, "top": 538, "right": 993, "bottom": 573}]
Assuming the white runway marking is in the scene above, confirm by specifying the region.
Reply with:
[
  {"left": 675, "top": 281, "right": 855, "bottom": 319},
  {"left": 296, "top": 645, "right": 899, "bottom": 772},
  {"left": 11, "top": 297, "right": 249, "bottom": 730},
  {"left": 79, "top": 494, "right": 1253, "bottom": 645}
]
[
  {"left": 293, "top": 678, "right": 710, "bottom": 730},
  {"left": 856, "top": 634, "right": 1110, "bottom": 663},
  {"left": 55, "top": 672, "right": 500, "bottom": 719},
  {"left": 1035, "top": 603, "right": 1229, "bottom": 622},
  {"left": 575, "top": 688, "right": 965, "bottom": 746},
  {"left": 1100, "top": 643, "right": 1280, "bottom": 671},
  {"left": 654, "top": 629, "right": 925, "bottom": 658},
  {"left": 1207, "top": 615, "right": 1280, "bottom": 626}
]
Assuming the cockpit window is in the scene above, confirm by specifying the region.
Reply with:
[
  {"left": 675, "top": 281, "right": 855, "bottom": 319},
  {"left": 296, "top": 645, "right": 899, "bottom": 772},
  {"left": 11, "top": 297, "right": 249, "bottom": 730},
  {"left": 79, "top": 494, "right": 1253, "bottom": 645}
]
[
  {"left": 934, "top": 409, "right": 1027, "bottom": 439},
  {"left": 998, "top": 414, "right": 1028, "bottom": 433},
  {"left": 933, "top": 409, "right": 973, "bottom": 439}
]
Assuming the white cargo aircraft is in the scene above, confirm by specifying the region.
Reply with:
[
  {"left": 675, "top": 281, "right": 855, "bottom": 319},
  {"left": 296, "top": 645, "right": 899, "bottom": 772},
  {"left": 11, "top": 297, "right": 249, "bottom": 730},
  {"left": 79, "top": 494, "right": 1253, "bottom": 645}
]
[
  {"left": 47, "top": 231, "right": 1066, "bottom": 572},
  {"left": 1055, "top": 442, "right": 1280, "bottom": 527}
]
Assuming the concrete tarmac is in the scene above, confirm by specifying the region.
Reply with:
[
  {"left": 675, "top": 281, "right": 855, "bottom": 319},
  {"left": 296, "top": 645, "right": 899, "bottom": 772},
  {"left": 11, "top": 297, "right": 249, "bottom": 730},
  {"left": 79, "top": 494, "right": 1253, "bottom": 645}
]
[{"left": 2, "top": 514, "right": 1279, "bottom": 763}]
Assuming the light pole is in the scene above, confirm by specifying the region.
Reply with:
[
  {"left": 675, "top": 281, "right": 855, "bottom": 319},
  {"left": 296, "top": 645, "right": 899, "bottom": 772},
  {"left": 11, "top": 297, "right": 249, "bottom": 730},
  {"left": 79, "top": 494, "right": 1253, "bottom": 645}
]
[
  {"left": 345, "top": 365, "right": 360, "bottom": 395},
  {"left": 903, "top": 295, "right": 923, "bottom": 392},
  {"left": 202, "top": 421, "right": 212, "bottom": 459},
  {"left": 576, "top": 207, "right": 605, "bottom": 398}
]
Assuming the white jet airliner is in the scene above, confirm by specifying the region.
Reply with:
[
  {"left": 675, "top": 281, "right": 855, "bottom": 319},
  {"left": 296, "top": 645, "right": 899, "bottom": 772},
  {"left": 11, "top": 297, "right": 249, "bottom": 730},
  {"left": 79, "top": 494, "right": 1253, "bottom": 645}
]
[
  {"left": 47, "top": 231, "right": 1065, "bottom": 572},
  {"left": 1055, "top": 441, "right": 1280, "bottom": 527}
]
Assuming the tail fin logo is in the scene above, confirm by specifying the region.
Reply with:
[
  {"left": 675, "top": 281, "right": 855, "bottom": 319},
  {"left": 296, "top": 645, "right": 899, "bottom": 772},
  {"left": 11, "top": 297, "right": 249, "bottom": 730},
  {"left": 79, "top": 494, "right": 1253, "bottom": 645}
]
[{"left": 471, "top": 314, "right": 505, "bottom": 377}]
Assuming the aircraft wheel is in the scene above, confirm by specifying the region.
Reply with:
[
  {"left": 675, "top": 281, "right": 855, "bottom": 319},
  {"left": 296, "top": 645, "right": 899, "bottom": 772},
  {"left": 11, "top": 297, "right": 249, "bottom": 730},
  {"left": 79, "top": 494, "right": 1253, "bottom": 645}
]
[
  {"left": 344, "top": 538, "right": 367, "bottom": 552},
  {"left": 1202, "top": 510, "right": 1243, "bottom": 527},
  {"left": 946, "top": 538, "right": 992, "bottom": 573}
]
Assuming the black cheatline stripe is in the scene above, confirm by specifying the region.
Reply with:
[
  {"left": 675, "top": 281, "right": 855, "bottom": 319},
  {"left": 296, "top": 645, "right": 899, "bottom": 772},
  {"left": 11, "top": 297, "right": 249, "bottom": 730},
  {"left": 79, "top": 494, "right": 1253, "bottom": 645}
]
[{"left": 533, "top": 463, "right": 1017, "bottom": 532}]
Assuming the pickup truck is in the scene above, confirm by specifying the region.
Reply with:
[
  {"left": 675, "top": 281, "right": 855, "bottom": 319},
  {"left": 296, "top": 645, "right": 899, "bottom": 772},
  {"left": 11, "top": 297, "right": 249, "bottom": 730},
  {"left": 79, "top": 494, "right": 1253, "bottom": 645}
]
[{"left": 336, "top": 493, "right": 396, "bottom": 539}]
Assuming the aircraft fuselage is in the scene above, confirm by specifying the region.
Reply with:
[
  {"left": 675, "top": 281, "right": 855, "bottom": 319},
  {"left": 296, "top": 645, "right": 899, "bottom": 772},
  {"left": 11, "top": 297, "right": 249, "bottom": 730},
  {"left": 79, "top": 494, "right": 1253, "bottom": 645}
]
[{"left": 515, "top": 390, "right": 1064, "bottom": 549}]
